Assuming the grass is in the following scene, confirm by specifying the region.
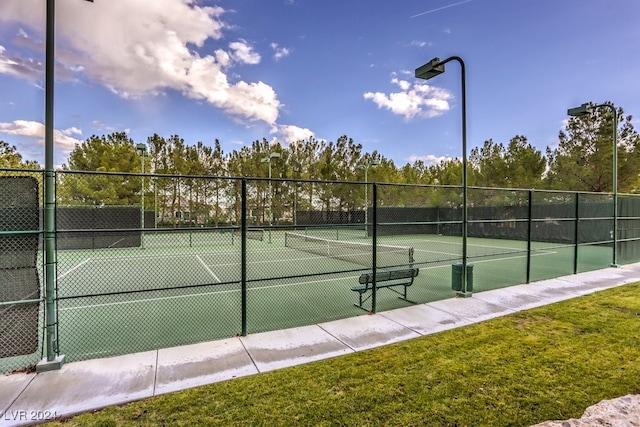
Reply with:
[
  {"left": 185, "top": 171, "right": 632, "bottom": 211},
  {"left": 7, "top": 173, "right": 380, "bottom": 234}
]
[{"left": 50, "top": 283, "right": 640, "bottom": 427}]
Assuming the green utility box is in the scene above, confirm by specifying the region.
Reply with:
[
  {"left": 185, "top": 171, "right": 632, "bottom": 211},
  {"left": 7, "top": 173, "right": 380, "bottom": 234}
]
[{"left": 451, "top": 263, "right": 473, "bottom": 293}]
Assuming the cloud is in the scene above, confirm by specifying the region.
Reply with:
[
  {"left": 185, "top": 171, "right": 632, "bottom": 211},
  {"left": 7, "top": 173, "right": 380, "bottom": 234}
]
[
  {"left": 0, "top": 0, "right": 281, "bottom": 126},
  {"left": 270, "top": 43, "right": 291, "bottom": 61},
  {"left": 0, "top": 45, "right": 41, "bottom": 81},
  {"left": 407, "top": 154, "right": 453, "bottom": 165},
  {"left": 91, "top": 120, "right": 129, "bottom": 134},
  {"left": 0, "top": 120, "right": 84, "bottom": 153},
  {"left": 363, "top": 76, "right": 453, "bottom": 120},
  {"left": 272, "top": 124, "right": 315, "bottom": 144},
  {"left": 229, "top": 39, "right": 261, "bottom": 65},
  {"left": 408, "top": 40, "right": 431, "bottom": 48}
]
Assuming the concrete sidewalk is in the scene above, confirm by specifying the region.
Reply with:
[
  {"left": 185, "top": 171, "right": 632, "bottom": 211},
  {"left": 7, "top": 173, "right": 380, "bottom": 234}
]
[{"left": 2, "top": 264, "right": 639, "bottom": 426}]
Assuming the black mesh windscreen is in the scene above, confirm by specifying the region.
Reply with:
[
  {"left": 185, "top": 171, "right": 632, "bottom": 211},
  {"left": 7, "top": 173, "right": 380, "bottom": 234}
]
[{"left": 0, "top": 176, "right": 41, "bottom": 357}]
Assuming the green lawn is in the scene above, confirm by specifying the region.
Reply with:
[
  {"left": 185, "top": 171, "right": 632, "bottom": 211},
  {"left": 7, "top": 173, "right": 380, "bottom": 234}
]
[{"left": 49, "top": 282, "right": 640, "bottom": 426}]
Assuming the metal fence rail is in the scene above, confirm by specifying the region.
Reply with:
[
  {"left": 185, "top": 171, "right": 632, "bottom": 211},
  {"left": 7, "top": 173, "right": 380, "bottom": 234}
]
[{"left": 2, "top": 168, "right": 640, "bottom": 373}]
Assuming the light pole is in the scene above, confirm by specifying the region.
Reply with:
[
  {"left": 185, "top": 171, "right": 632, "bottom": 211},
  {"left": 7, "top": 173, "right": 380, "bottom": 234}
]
[
  {"left": 357, "top": 159, "right": 380, "bottom": 226},
  {"left": 415, "top": 56, "right": 470, "bottom": 296},
  {"left": 41, "top": 0, "right": 94, "bottom": 371},
  {"left": 568, "top": 102, "right": 619, "bottom": 267},
  {"left": 136, "top": 143, "right": 147, "bottom": 248},
  {"left": 153, "top": 177, "right": 158, "bottom": 229},
  {"left": 261, "top": 152, "right": 281, "bottom": 225}
]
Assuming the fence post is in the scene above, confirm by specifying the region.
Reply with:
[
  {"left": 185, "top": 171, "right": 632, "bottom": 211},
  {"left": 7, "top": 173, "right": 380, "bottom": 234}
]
[
  {"left": 241, "top": 179, "right": 247, "bottom": 336},
  {"left": 573, "top": 193, "right": 579, "bottom": 274},
  {"left": 526, "top": 190, "right": 532, "bottom": 283},
  {"left": 371, "top": 183, "right": 377, "bottom": 313}
]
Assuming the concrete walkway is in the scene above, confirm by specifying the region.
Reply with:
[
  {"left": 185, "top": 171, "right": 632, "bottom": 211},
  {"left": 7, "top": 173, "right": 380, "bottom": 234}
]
[{"left": 2, "top": 264, "right": 639, "bottom": 426}]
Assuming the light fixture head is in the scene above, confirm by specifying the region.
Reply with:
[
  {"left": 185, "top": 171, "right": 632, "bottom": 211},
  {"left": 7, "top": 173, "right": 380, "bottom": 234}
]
[
  {"left": 262, "top": 152, "right": 280, "bottom": 163},
  {"left": 567, "top": 103, "right": 592, "bottom": 117},
  {"left": 136, "top": 143, "right": 147, "bottom": 155},
  {"left": 415, "top": 57, "right": 445, "bottom": 80}
]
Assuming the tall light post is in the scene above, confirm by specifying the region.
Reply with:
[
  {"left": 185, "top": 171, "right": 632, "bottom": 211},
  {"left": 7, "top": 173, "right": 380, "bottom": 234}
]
[
  {"left": 415, "top": 56, "right": 470, "bottom": 296},
  {"left": 41, "top": 0, "right": 94, "bottom": 371},
  {"left": 261, "top": 152, "right": 281, "bottom": 225},
  {"left": 153, "top": 177, "right": 158, "bottom": 229},
  {"left": 357, "top": 159, "right": 379, "bottom": 226},
  {"left": 136, "top": 143, "right": 147, "bottom": 248},
  {"left": 568, "top": 102, "right": 619, "bottom": 267}
]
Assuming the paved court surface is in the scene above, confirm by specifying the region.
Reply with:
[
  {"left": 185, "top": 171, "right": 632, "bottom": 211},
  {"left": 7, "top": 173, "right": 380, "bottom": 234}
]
[{"left": 2, "top": 264, "right": 639, "bottom": 426}]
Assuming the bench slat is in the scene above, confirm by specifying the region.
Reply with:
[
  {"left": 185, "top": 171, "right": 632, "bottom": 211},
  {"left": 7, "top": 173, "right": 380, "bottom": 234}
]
[
  {"left": 351, "top": 281, "right": 412, "bottom": 292},
  {"left": 358, "top": 268, "right": 418, "bottom": 284}
]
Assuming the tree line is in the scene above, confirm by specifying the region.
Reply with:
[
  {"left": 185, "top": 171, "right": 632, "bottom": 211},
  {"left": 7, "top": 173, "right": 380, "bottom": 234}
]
[{"left": 1, "top": 102, "right": 639, "bottom": 224}]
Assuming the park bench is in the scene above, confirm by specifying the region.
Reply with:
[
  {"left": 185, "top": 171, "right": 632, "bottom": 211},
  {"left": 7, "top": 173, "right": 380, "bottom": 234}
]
[{"left": 351, "top": 267, "right": 419, "bottom": 310}]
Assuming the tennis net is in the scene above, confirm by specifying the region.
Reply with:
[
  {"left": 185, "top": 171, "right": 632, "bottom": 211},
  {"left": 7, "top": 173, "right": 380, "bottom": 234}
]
[
  {"left": 284, "top": 231, "right": 414, "bottom": 268},
  {"left": 234, "top": 228, "right": 264, "bottom": 242}
]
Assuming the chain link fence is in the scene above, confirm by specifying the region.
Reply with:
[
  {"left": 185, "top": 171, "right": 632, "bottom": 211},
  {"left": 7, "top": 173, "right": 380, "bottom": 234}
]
[{"left": 2, "top": 168, "right": 640, "bottom": 373}]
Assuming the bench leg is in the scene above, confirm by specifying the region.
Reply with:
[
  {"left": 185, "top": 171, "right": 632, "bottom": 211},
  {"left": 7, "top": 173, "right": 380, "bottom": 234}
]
[
  {"left": 388, "top": 285, "right": 417, "bottom": 304},
  {"left": 353, "top": 291, "right": 372, "bottom": 311},
  {"left": 353, "top": 302, "right": 370, "bottom": 312}
]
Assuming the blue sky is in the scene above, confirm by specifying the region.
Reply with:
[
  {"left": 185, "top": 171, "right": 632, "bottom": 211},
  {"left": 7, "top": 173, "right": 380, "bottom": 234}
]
[{"left": 0, "top": 0, "right": 639, "bottom": 168}]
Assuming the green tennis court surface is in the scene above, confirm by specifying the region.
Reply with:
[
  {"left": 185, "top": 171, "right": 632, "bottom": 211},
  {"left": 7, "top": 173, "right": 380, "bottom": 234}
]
[{"left": 51, "top": 230, "right": 612, "bottom": 362}]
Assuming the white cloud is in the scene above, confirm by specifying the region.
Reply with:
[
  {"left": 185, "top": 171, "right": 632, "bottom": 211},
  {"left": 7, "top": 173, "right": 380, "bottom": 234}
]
[
  {"left": 364, "top": 77, "right": 453, "bottom": 120},
  {"left": 407, "top": 154, "right": 453, "bottom": 165},
  {"left": 408, "top": 40, "right": 430, "bottom": 48},
  {"left": 392, "top": 77, "right": 411, "bottom": 91},
  {"left": 0, "top": 45, "right": 41, "bottom": 81},
  {"left": 0, "top": 120, "right": 83, "bottom": 153},
  {"left": 270, "top": 43, "right": 291, "bottom": 61},
  {"left": 229, "top": 40, "right": 261, "bottom": 65},
  {"left": 272, "top": 124, "right": 315, "bottom": 144},
  {"left": 214, "top": 49, "right": 232, "bottom": 68},
  {"left": 0, "top": 0, "right": 281, "bottom": 126}
]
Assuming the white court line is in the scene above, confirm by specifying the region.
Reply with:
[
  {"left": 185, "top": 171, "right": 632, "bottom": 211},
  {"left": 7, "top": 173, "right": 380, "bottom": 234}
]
[
  {"left": 58, "top": 258, "right": 92, "bottom": 279},
  {"left": 79, "top": 252, "right": 221, "bottom": 261},
  {"left": 414, "top": 246, "right": 558, "bottom": 261},
  {"left": 196, "top": 255, "right": 221, "bottom": 283},
  {"left": 214, "top": 253, "right": 364, "bottom": 268},
  {"left": 416, "top": 249, "right": 557, "bottom": 270},
  {"left": 107, "top": 238, "right": 125, "bottom": 248},
  {"left": 58, "top": 275, "right": 358, "bottom": 311},
  {"left": 420, "top": 239, "right": 536, "bottom": 252},
  {"left": 56, "top": 251, "right": 333, "bottom": 283},
  {"left": 413, "top": 248, "right": 460, "bottom": 257},
  {"left": 58, "top": 248, "right": 559, "bottom": 312}
]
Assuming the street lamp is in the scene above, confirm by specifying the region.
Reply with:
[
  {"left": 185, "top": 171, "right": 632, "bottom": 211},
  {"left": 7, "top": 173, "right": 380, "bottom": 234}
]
[
  {"left": 41, "top": 0, "right": 94, "bottom": 371},
  {"left": 415, "top": 56, "right": 470, "bottom": 296},
  {"left": 136, "top": 143, "right": 147, "bottom": 248},
  {"left": 568, "top": 102, "right": 619, "bottom": 267},
  {"left": 261, "top": 152, "right": 281, "bottom": 225},
  {"left": 356, "top": 159, "right": 380, "bottom": 226}
]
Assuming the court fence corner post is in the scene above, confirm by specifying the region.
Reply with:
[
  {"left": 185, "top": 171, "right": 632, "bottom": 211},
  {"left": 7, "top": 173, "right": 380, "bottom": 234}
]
[
  {"left": 526, "top": 190, "right": 533, "bottom": 284},
  {"left": 371, "top": 183, "right": 377, "bottom": 313},
  {"left": 573, "top": 192, "right": 579, "bottom": 275},
  {"left": 241, "top": 178, "right": 247, "bottom": 337}
]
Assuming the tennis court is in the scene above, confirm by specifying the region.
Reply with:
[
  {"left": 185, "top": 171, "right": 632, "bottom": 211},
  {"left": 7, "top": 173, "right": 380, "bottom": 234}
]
[
  {"left": 50, "top": 228, "right": 611, "bottom": 362},
  {"left": 2, "top": 171, "right": 631, "bottom": 373}
]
